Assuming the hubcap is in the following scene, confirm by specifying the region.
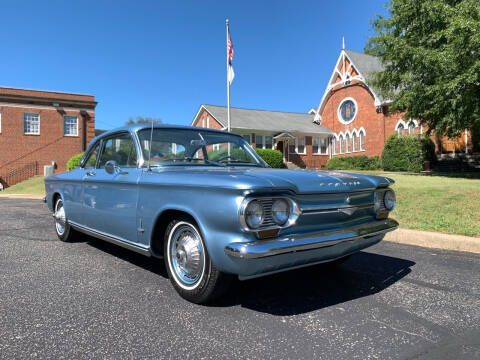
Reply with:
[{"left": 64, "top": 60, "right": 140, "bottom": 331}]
[
  {"left": 54, "top": 200, "right": 66, "bottom": 235},
  {"left": 169, "top": 224, "right": 205, "bottom": 286}
]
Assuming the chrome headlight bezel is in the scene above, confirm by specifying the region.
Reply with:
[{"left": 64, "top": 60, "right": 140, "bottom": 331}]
[
  {"left": 240, "top": 197, "right": 301, "bottom": 231},
  {"left": 383, "top": 189, "right": 396, "bottom": 211}
]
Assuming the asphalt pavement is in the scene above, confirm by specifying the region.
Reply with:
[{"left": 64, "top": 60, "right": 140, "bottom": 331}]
[{"left": 1, "top": 198, "right": 479, "bottom": 359}]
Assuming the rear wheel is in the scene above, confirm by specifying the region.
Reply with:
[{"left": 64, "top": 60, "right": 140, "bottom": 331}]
[
  {"left": 164, "top": 218, "right": 231, "bottom": 304},
  {"left": 53, "top": 197, "right": 76, "bottom": 242}
]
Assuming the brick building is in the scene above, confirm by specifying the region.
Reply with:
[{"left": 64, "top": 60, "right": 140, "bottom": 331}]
[
  {"left": 0, "top": 87, "right": 96, "bottom": 186},
  {"left": 192, "top": 48, "right": 472, "bottom": 169},
  {"left": 191, "top": 104, "right": 334, "bottom": 168}
]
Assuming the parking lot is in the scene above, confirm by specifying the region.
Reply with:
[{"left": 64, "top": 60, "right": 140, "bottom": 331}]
[{"left": 0, "top": 198, "right": 479, "bottom": 359}]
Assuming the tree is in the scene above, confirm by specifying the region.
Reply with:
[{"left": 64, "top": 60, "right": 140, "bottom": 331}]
[
  {"left": 125, "top": 116, "right": 163, "bottom": 125},
  {"left": 365, "top": 0, "right": 480, "bottom": 137}
]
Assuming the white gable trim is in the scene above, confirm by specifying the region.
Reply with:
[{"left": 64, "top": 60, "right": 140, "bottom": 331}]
[
  {"left": 191, "top": 105, "right": 225, "bottom": 128},
  {"left": 315, "top": 50, "right": 385, "bottom": 123}
]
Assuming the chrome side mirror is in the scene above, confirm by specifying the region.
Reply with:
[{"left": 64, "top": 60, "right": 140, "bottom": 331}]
[{"left": 105, "top": 160, "right": 128, "bottom": 175}]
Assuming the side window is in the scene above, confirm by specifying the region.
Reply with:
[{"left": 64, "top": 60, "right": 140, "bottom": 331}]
[
  {"left": 84, "top": 142, "right": 101, "bottom": 169},
  {"left": 98, "top": 133, "right": 138, "bottom": 168}
]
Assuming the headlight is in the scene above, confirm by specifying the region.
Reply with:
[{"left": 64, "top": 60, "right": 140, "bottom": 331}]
[
  {"left": 384, "top": 190, "right": 396, "bottom": 211},
  {"left": 271, "top": 199, "right": 290, "bottom": 225},
  {"left": 245, "top": 200, "right": 264, "bottom": 229}
]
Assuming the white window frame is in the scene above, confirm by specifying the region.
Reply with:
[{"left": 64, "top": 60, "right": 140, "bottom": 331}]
[
  {"left": 289, "top": 136, "right": 306, "bottom": 155},
  {"left": 337, "top": 97, "right": 358, "bottom": 125},
  {"left": 332, "top": 137, "right": 336, "bottom": 155},
  {"left": 346, "top": 133, "right": 351, "bottom": 153},
  {"left": 254, "top": 134, "right": 274, "bottom": 149},
  {"left": 63, "top": 115, "right": 78, "bottom": 136},
  {"left": 312, "top": 137, "right": 328, "bottom": 155},
  {"left": 206, "top": 116, "right": 210, "bottom": 128},
  {"left": 359, "top": 129, "right": 366, "bottom": 151},
  {"left": 212, "top": 143, "right": 220, "bottom": 151},
  {"left": 23, "top": 112, "right": 40, "bottom": 135},
  {"left": 339, "top": 134, "right": 345, "bottom": 154},
  {"left": 352, "top": 130, "right": 358, "bottom": 152}
]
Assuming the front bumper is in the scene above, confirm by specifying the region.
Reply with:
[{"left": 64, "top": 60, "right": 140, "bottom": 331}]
[{"left": 225, "top": 218, "right": 398, "bottom": 260}]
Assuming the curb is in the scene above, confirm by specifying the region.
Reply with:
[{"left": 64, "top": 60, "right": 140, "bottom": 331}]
[
  {"left": 0, "top": 194, "right": 45, "bottom": 200},
  {"left": 384, "top": 228, "right": 480, "bottom": 254}
]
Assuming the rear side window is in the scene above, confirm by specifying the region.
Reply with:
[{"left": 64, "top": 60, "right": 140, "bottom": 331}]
[
  {"left": 83, "top": 142, "right": 101, "bottom": 169},
  {"left": 98, "top": 133, "right": 138, "bottom": 168}
]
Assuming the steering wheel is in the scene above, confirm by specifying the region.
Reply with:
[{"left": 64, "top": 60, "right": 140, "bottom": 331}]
[{"left": 216, "top": 155, "right": 238, "bottom": 163}]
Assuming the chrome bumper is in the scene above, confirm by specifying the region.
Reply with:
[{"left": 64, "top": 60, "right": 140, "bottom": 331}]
[{"left": 225, "top": 218, "right": 398, "bottom": 259}]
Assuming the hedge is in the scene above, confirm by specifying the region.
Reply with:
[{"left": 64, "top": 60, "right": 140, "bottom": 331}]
[
  {"left": 67, "top": 152, "right": 84, "bottom": 171},
  {"left": 325, "top": 155, "right": 381, "bottom": 170},
  {"left": 381, "top": 133, "right": 436, "bottom": 172},
  {"left": 255, "top": 149, "right": 284, "bottom": 168}
]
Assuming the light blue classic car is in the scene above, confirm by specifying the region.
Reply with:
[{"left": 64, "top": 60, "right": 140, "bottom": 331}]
[{"left": 45, "top": 124, "right": 398, "bottom": 303}]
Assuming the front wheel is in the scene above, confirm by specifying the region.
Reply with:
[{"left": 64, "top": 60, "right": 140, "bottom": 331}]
[
  {"left": 53, "top": 197, "right": 76, "bottom": 242},
  {"left": 164, "top": 219, "right": 232, "bottom": 304}
]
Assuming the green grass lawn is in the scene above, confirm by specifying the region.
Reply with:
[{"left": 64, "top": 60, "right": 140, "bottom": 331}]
[
  {"left": 353, "top": 171, "right": 480, "bottom": 237},
  {"left": 2, "top": 172, "right": 479, "bottom": 237},
  {"left": 2, "top": 176, "right": 45, "bottom": 195}
]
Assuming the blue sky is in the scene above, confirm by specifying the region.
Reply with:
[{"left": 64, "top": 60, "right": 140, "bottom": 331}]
[{"left": 1, "top": 0, "right": 388, "bottom": 129}]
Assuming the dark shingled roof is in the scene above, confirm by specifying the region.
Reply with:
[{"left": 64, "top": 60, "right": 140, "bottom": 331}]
[
  {"left": 201, "top": 105, "right": 334, "bottom": 135},
  {"left": 344, "top": 49, "right": 390, "bottom": 102}
]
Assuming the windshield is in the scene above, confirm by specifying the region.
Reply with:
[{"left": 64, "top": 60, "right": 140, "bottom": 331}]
[{"left": 137, "top": 128, "right": 266, "bottom": 167}]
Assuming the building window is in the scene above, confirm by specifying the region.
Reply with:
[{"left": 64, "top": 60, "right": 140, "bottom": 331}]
[
  {"left": 63, "top": 116, "right": 78, "bottom": 136},
  {"left": 339, "top": 134, "right": 344, "bottom": 154},
  {"left": 255, "top": 135, "right": 264, "bottom": 148},
  {"left": 206, "top": 116, "right": 210, "bottom": 128},
  {"left": 242, "top": 134, "right": 252, "bottom": 145},
  {"left": 265, "top": 136, "right": 273, "bottom": 149},
  {"left": 313, "top": 137, "right": 328, "bottom": 155},
  {"left": 289, "top": 136, "right": 306, "bottom": 154},
  {"left": 352, "top": 133, "right": 358, "bottom": 152},
  {"left": 346, "top": 133, "right": 351, "bottom": 152},
  {"left": 338, "top": 98, "right": 357, "bottom": 124},
  {"left": 23, "top": 113, "right": 40, "bottom": 135},
  {"left": 0, "top": 113, "right": 2, "bottom": 133},
  {"left": 254, "top": 134, "right": 273, "bottom": 149},
  {"left": 332, "top": 137, "right": 336, "bottom": 154},
  {"left": 212, "top": 143, "right": 220, "bottom": 151},
  {"left": 359, "top": 130, "right": 365, "bottom": 151}
]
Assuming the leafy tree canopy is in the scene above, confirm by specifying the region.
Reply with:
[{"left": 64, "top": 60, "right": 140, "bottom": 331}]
[
  {"left": 365, "top": 0, "right": 480, "bottom": 137},
  {"left": 126, "top": 116, "right": 163, "bottom": 125}
]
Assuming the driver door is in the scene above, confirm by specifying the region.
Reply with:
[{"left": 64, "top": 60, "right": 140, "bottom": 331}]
[{"left": 82, "top": 132, "right": 141, "bottom": 243}]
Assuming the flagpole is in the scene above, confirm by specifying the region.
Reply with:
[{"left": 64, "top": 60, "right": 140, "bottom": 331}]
[{"left": 226, "top": 19, "right": 231, "bottom": 133}]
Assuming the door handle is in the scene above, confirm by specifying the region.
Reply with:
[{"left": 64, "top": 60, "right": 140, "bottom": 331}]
[{"left": 85, "top": 171, "right": 96, "bottom": 177}]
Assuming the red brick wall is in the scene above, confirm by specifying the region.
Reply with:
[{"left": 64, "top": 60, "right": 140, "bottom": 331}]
[
  {"left": 0, "top": 105, "right": 95, "bottom": 183},
  {"left": 192, "top": 110, "right": 224, "bottom": 130}
]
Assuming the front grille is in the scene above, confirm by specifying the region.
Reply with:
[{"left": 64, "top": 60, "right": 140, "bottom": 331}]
[{"left": 258, "top": 198, "right": 276, "bottom": 227}]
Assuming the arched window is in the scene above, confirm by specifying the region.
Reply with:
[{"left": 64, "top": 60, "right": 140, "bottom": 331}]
[
  {"left": 339, "top": 134, "right": 344, "bottom": 154},
  {"left": 346, "top": 133, "right": 351, "bottom": 152},
  {"left": 352, "top": 132, "right": 358, "bottom": 152},
  {"left": 359, "top": 130, "right": 365, "bottom": 151},
  {"left": 397, "top": 123, "right": 405, "bottom": 135},
  {"left": 408, "top": 120, "right": 419, "bottom": 135},
  {"left": 332, "top": 137, "right": 336, "bottom": 155}
]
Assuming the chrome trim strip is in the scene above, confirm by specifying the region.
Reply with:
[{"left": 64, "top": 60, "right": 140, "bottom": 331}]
[
  {"left": 225, "top": 218, "right": 398, "bottom": 259},
  {"left": 302, "top": 203, "right": 374, "bottom": 215},
  {"left": 69, "top": 221, "right": 151, "bottom": 257}
]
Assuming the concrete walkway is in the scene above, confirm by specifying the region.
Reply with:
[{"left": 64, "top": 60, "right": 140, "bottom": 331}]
[
  {"left": 0, "top": 193, "right": 45, "bottom": 200},
  {"left": 385, "top": 228, "right": 480, "bottom": 254}
]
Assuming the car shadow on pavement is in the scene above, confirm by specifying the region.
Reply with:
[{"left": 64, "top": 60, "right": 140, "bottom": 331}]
[
  {"left": 85, "top": 237, "right": 414, "bottom": 316},
  {"left": 216, "top": 252, "right": 415, "bottom": 316}
]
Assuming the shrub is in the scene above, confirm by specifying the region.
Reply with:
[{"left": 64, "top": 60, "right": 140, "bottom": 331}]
[
  {"left": 67, "top": 152, "right": 84, "bottom": 171},
  {"left": 381, "top": 133, "right": 436, "bottom": 172},
  {"left": 325, "top": 155, "right": 381, "bottom": 170},
  {"left": 255, "top": 149, "right": 284, "bottom": 168}
]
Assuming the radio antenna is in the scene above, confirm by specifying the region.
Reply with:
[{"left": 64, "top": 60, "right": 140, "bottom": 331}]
[{"left": 147, "top": 119, "right": 154, "bottom": 171}]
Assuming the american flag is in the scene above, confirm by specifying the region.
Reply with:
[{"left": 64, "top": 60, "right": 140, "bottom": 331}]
[{"left": 227, "top": 25, "right": 235, "bottom": 85}]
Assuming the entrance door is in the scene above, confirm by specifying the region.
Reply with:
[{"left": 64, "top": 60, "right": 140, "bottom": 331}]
[{"left": 277, "top": 141, "right": 284, "bottom": 162}]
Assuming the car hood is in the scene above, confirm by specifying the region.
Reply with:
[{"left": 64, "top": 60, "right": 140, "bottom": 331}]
[{"left": 149, "top": 167, "right": 393, "bottom": 193}]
